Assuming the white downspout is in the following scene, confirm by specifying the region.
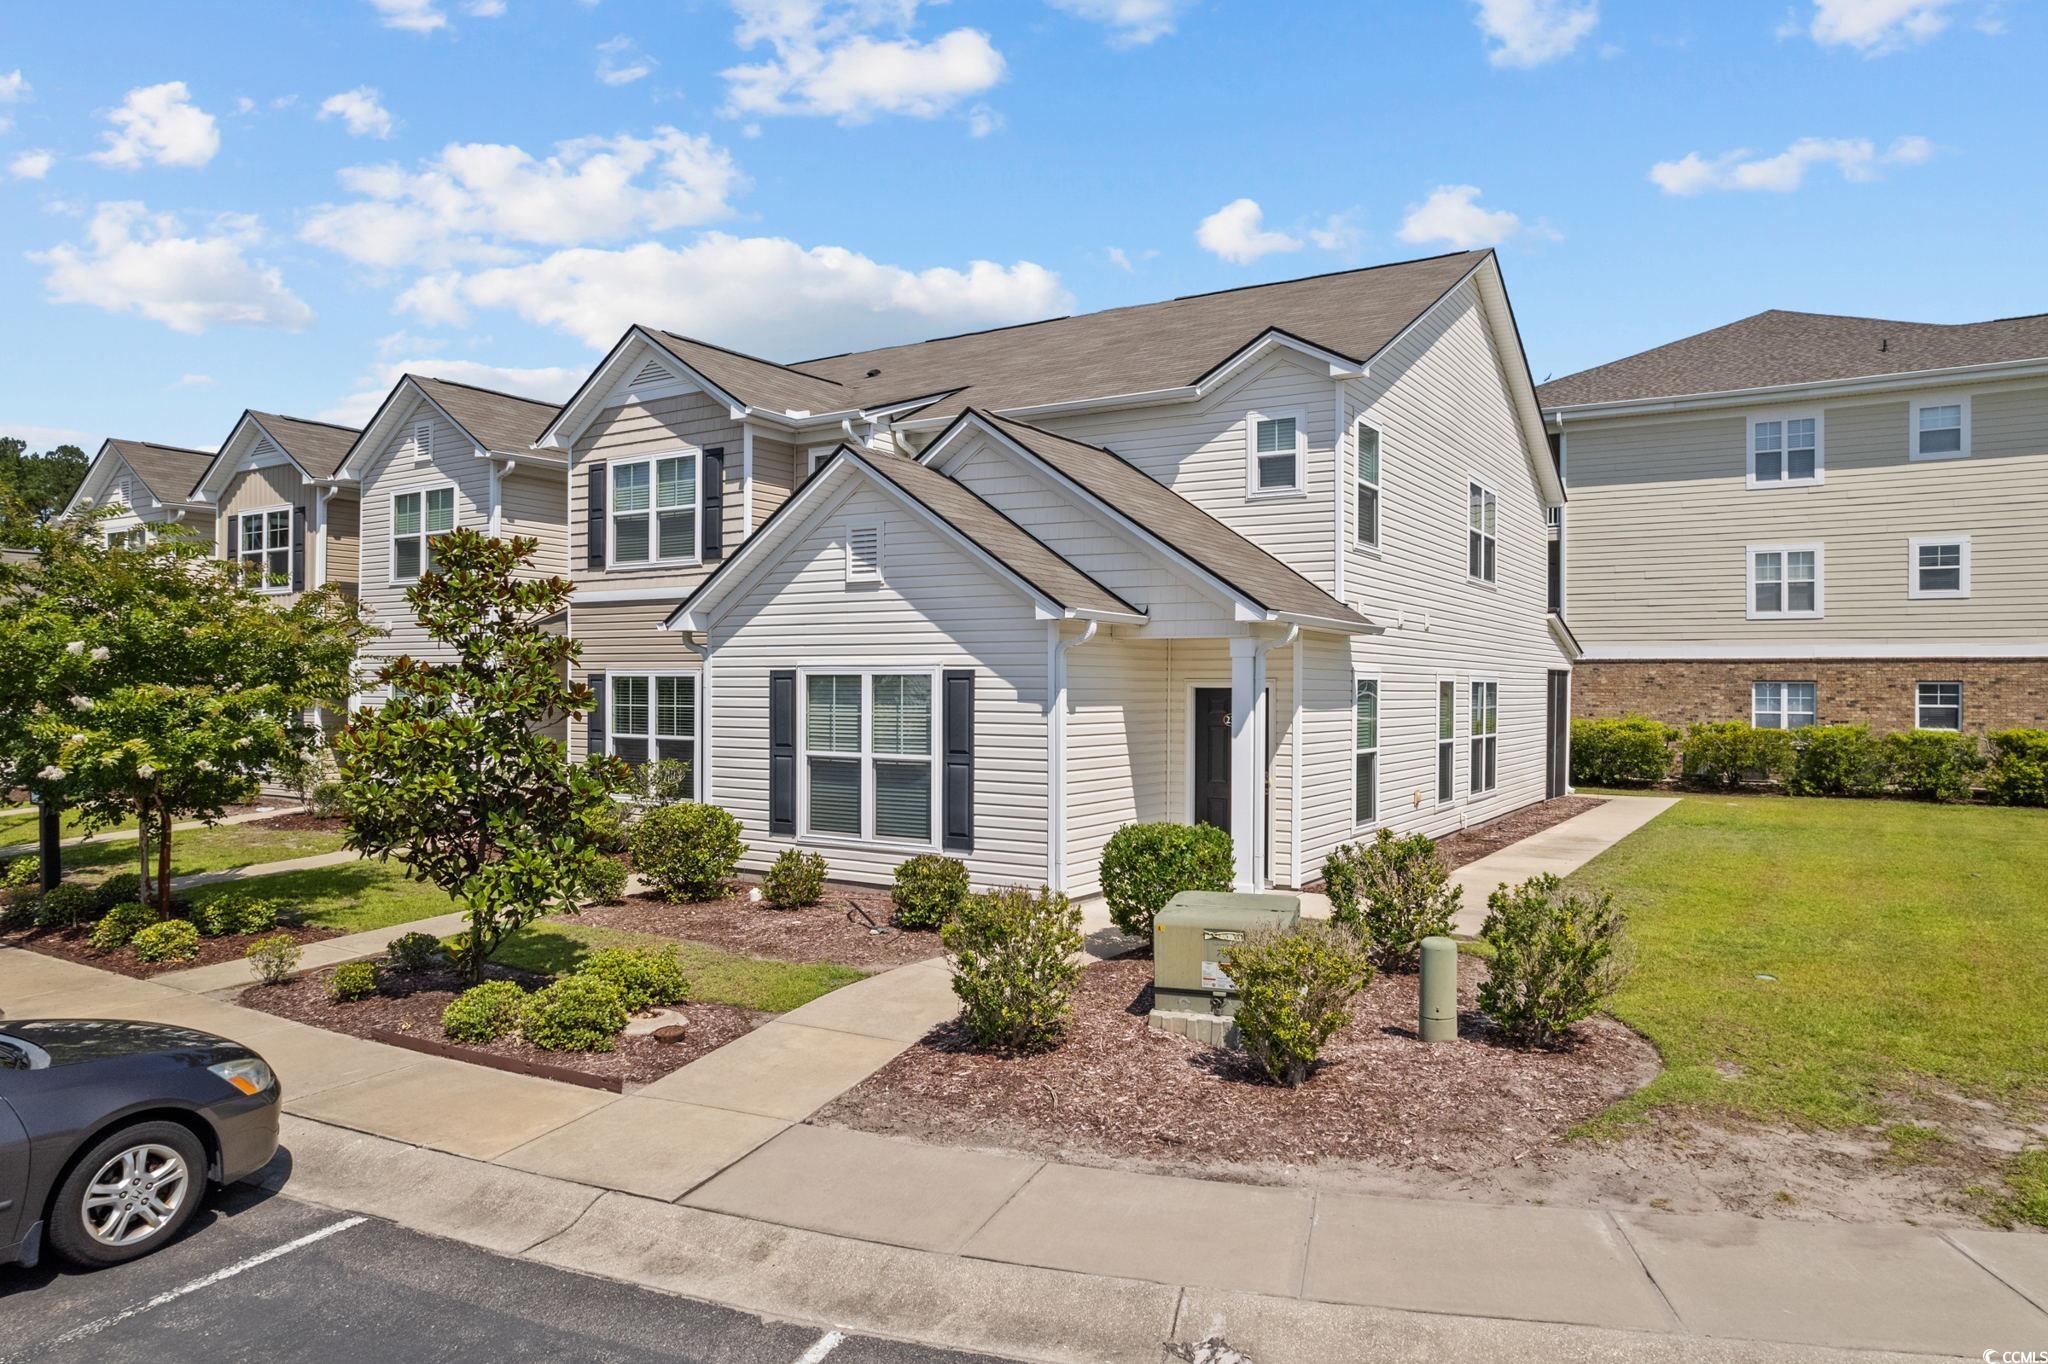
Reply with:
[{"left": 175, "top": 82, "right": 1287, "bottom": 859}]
[
  {"left": 740, "top": 423, "right": 755, "bottom": 541},
  {"left": 1047, "top": 619, "right": 1099, "bottom": 893},
  {"left": 1290, "top": 631, "right": 1304, "bottom": 890},
  {"left": 313, "top": 486, "right": 333, "bottom": 588}
]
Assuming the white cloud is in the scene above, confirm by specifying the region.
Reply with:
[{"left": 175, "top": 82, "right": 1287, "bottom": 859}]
[
  {"left": 1802, "top": 0, "right": 1961, "bottom": 51},
  {"left": 0, "top": 71, "right": 27, "bottom": 103},
  {"left": 369, "top": 0, "right": 448, "bottom": 31},
  {"left": 1395, "top": 185, "right": 1531, "bottom": 249},
  {"left": 1194, "top": 198, "right": 1301, "bottom": 265},
  {"left": 1308, "top": 209, "right": 1366, "bottom": 253},
  {"left": 1474, "top": 0, "right": 1598, "bottom": 66},
  {"left": 1046, "top": 0, "right": 1194, "bottom": 46},
  {"left": 3, "top": 422, "right": 94, "bottom": 450},
  {"left": 596, "top": 36, "right": 656, "bottom": 86},
  {"left": 319, "top": 87, "right": 396, "bottom": 138},
  {"left": 966, "top": 103, "right": 1003, "bottom": 137},
  {"left": 301, "top": 127, "right": 746, "bottom": 268},
  {"left": 462, "top": 0, "right": 507, "bottom": 13},
  {"left": 171, "top": 373, "right": 216, "bottom": 388},
  {"left": 320, "top": 356, "right": 584, "bottom": 426},
  {"left": 90, "top": 82, "right": 220, "bottom": 170},
  {"left": 1649, "top": 135, "right": 1933, "bottom": 194},
  {"left": 722, "top": 0, "right": 1005, "bottom": 123},
  {"left": 10, "top": 149, "right": 56, "bottom": 181},
  {"left": 403, "top": 231, "right": 1070, "bottom": 357},
  {"left": 1105, "top": 245, "right": 1158, "bottom": 272},
  {"left": 32, "top": 201, "right": 313, "bottom": 334}
]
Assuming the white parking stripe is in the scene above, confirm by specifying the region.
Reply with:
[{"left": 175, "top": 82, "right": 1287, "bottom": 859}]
[
  {"left": 30, "top": 1215, "right": 367, "bottom": 1355},
  {"left": 795, "top": 1329, "right": 846, "bottom": 1363}
]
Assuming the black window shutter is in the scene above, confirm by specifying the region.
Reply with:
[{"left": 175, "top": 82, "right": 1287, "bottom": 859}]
[
  {"left": 291, "top": 506, "right": 308, "bottom": 592},
  {"left": 702, "top": 447, "right": 725, "bottom": 561},
  {"left": 944, "top": 669, "right": 975, "bottom": 854},
  {"left": 224, "top": 513, "right": 239, "bottom": 562},
  {"left": 587, "top": 671, "right": 606, "bottom": 759},
  {"left": 585, "top": 463, "right": 607, "bottom": 571},
  {"left": 770, "top": 669, "right": 797, "bottom": 836}
]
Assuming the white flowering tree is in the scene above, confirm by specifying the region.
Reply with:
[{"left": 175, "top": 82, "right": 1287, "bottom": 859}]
[{"left": 0, "top": 497, "right": 371, "bottom": 910}]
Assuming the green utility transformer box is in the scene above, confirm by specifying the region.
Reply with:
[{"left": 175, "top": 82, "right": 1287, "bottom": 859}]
[{"left": 1151, "top": 891, "right": 1301, "bottom": 1018}]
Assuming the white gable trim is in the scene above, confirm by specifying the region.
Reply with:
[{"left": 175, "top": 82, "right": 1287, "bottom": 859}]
[
  {"left": 337, "top": 378, "right": 490, "bottom": 482},
  {"left": 193, "top": 414, "right": 315, "bottom": 502},
  {"left": 540, "top": 328, "right": 748, "bottom": 453}
]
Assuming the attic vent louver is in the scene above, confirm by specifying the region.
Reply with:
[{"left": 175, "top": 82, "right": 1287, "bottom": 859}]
[
  {"left": 846, "top": 524, "right": 882, "bottom": 584},
  {"left": 254, "top": 435, "right": 283, "bottom": 462},
  {"left": 632, "top": 357, "right": 670, "bottom": 386}
]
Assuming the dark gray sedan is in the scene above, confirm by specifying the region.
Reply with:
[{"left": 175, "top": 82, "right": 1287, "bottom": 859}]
[{"left": 0, "top": 1019, "right": 281, "bottom": 1269}]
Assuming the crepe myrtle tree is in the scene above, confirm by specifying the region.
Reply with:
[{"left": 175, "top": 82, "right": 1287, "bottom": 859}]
[
  {"left": 0, "top": 495, "right": 369, "bottom": 909},
  {"left": 333, "top": 529, "right": 629, "bottom": 983}
]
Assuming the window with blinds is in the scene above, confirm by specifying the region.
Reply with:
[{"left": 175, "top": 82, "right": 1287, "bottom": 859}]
[
  {"left": 1249, "top": 413, "right": 1302, "bottom": 495},
  {"left": 1470, "top": 680, "right": 1498, "bottom": 795},
  {"left": 1355, "top": 423, "right": 1381, "bottom": 549},
  {"left": 609, "top": 453, "right": 699, "bottom": 567},
  {"left": 1354, "top": 678, "right": 1378, "bottom": 825},
  {"left": 1437, "top": 679, "right": 1456, "bottom": 803},
  {"left": 609, "top": 674, "right": 697, "bottom": 795},
  {"left": 803, "top": 672, "right": 935, "bottom": 845},
  {"left": 238, "top": 507, "right": 291, "bottom": 592},
  {"left": 391, "top": 486, "right": 456, "bottom": 582}
]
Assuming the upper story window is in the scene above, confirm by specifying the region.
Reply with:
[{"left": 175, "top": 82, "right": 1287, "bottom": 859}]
[
  {"left": 808, "top": 446, "right": 839, "bottom": 479},
  {"left": 610, "top": 453, "right": 698, "bottom": 568},
  {"left": 392, "top": 487, "right": 455, "bottom": 583},
  {"left": 1748, "top": 543, "right": 1822, "bottom": 619},
  {"left": 1753, "top": 681, "right": 1817, "bottom": 730},
  {"left": 1467, "top": 481, "right": 1497, "bottom": 583},
  {"left": 1916, "top": 681, "right": 1962, "bottom": 731},
  {"left": 1246, "top": 411, "right": 1304, "bottom": 497},
  {"left": 1355, "top": 423, "right": 1381, "bottom": 549},
  {"left": 238, "top": 507, "right": 291, "bottom": 592},
  {"left": 1749, "top": 413, "right": 1822, "bottom": 488},
  {"left": 105, "top": 526, "right": 146, "bottom": 550},
  {"left": 1910, "top": 396, "right": 1971, "bottom": 461},
  {"left": 1908, "top": 536, "right": 1970, "bottom": 599}
]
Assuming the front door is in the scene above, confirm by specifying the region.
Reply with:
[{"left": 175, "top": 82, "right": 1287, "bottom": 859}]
[
  {"left": 1193, "top": 688, "right": 1232, "bottom": 832},
  {"left": 1545, "top": 669, "right": 1571, "bottom": 798}
]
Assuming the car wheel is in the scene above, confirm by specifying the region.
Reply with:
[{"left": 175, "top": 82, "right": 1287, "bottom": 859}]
[{"left": 46, "top": 1121, "right": 208, "bottom": 1268}]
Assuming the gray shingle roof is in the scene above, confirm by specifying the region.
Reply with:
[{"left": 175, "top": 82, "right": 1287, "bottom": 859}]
[
  {"left": 977, "top": 413, "right": 1371, "bottom": 629},
  {"left": 102, "top": 439, "right": 212, "bottom": 505},
  {"left": 413, "top": 375, "right": 562, "bottom": 454},
  {"left": 1538, "top": 309, "right": 2048, "bottom": 410},
  {"left": 639, "top": 250, "right": 1488, "bottom": 421},
  {"left": 247, "top": 411, "right": 362, "bottom": 479},
  {"left": 842, "top": 446, "right": 1143, "bottom": 620}
]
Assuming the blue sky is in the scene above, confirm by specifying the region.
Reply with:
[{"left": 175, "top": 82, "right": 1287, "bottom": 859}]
[{"left": 1, "top": 0, "right": 2040, "bottom": 454}]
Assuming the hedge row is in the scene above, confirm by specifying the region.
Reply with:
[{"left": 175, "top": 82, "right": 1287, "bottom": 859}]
[{"left": 1571, "top": 715, "right": 2048, "bottom": 806}]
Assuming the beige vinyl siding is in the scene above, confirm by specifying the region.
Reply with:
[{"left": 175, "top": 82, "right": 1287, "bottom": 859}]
[
  {"left": 1564, "top": 375, "right": 2048, "bottom": 648},
  {"left": 707, "top": 481, "right": 1050, "bottom": 889},
  {"left": 1036, "top": 349, "right": 1340, "bottom": 594},
  {"left": 569, "top": 391, "right": 743, "bottom": 594},
  {"left": 566, "top": 598, "right": 700, "bottom": 762},
  {"left": 356, "top": 400, "right": 492, "bottom": 662},
  {"left": 499, "top": 466, "right": 567, "bottom": 576},
  {"left": 748, "top": 429, "right": 801, "bottom": 531},
  {"left": 323, "top": 495, "right": 360, "bottom": 594},
  {"left": 218, "top": 464, "right": 310, "bottom": 602}
]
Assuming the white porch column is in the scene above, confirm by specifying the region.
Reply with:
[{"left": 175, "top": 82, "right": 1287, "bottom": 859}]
[{"left": 1227, "top": 634, "right": 1267, "bottom": 892}]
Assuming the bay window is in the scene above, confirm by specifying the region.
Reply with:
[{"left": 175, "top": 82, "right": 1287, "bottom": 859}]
[
  {"left": 803, "top": 670, "right": 935, "bottom": 845},
  {"left": 610, "top": 453, "right": 698, "bottom": 567}
]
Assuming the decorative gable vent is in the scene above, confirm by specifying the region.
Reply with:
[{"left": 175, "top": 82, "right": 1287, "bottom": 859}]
[
  {"left": 252, "top": 434, "right": 284, "bottom": 463},
  {"left": 846, "top": 524, "right": 883, "bottom": 584},
  {"left": 412, "top": 421, "right": 433, "bottom": 461},
  {"left": 631, "top": 356, "right": 670, "bottom": 387}
]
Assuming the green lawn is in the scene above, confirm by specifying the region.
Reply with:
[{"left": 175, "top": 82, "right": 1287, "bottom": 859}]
[
  {"left": 63, "top": 824, "right": 349, "bottom": 880},
  {"left": 1568, "top": 791, "right": 2048, "bottom": 1133},
  {"left": 494, "top": 919, "right": 867, "bottom": 1014},
  {"left": 183, "top": 858, "right": 459, "bottom": 935},
  {"left": 0, "top": 807, "right": 128, "bottom": 846}
]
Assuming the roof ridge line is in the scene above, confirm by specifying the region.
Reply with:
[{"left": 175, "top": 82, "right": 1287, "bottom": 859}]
[
  {"left": 656, "top": 329, "right": 847, "bottom": 387},
  {"left": 412, "top": 373, "right": 563, "bottom": 408}
]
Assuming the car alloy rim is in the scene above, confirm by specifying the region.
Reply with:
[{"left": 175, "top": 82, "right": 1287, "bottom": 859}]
[{"left": 82, "top": 1143, "right": 191, "bottom": 1247}]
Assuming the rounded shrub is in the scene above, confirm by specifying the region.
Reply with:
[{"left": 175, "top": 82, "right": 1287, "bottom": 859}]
[
  {"left": 1884, "top": 730, "right": 1984, "bottom": 802},
  {"left": 87, "top": 902, "right": 160, "bottom": 953},
  {"left": 131, "top": 918, "right": 201, "bottom": 964},
  {"left": 1227, "top": 924, "right": 1377, "bottom": 1087},
  {"left": 1986, "top": 729, "right": 2048, "bottom": 807},
  {"left": 522, "top": 974, "right": 629, "bottom": 1052},
  {"left": 2, "top": 855, "right": 40, "bottom": 892},
  {"left": 763, "top": 849, "right": 827, "bottom": 909},
  {"left": 942, "top": 885, "right": 1083, "bottom": 1053},
  {"left": 94, "top": 872, "right": 144, "bottom": 913},
  {"left": 386, "top": 930, "right": 443, "bottom": 973},
  {"left": 1788, "top": 724, "right": 1889, "bottom": 797},
  {"left": 441, "top": 980, "right": 528, "bottom": 1043},
  {"left": 579, "top": 945, "right": 689, "bottom": 1012},
  {"left": 892, "top": 854, "right": 969, "bottom": 931},
  {"left": 195, "top": 894, "right": 280, "bottom": 938},
  {"left": 34, "top": 882, "right": 102, "bottom": 929},
  {"left": 1099, "top": 822, "right": 1234, "bottom": 938},
  {"left": 1569, "top": 715, "right": 1678, "bottom": 787},
  {"left": 327, "top": 960, "right": 379, "bottom": 1002},
  {"left": 631, "top": 802, "right": 746, "bottom": 902},
  {"left": 1477, "top": 873, "right": 1631, "bottom": 1048},
  {"left": 1321, "top": 828, "right": 1462, "bottom": 972},
  {"left": 577, "top": 853, "right": 629, "bottom": 905},
  {"left": 579, "top": 798, "right": 630, "bottom": 855},
  {"left": 1680, "top": 721, "right": 1795, "bottom": 790},
  {"left": 245, "top": 932, "right": 302, "bottom": 985},
  {"left": 310, "top": 779, "right": 347, "bottom": 819}
]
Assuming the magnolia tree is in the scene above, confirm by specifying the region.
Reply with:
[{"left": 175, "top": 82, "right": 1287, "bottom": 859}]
[
  {"left": 333, "top": 529, "right": 628, "bottom": 982},
  {"left": 0, "top": 498, "right": 370, "bottom": 909}
]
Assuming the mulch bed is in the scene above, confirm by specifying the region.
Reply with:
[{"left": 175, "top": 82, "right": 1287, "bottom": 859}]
[
  {"left": 0, "top": 919, "right": 343, "bottom": 979},
  {"left": 246, "top": 811, "right": 348, "bottom": 834},
  {"left": 815, "top": 953, "right": 1660, "bottom": 1181},
  {"left": 238, "top": 962, "right": 763, "bottom": 1088},
  {"left": 577, "top": 882, "right": 944, "bottom": 969},
  {"left": 1431, "top": 795, "right": 1607, "bottom": 871}
]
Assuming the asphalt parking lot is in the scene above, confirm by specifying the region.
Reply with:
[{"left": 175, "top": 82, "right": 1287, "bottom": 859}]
[{"left": 0, "top": 1181, "right": 1009, "bottom": 1364}]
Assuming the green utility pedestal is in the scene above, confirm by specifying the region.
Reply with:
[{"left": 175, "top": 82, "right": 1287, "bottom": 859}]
[{"left": 1419, "top": 935, "right": 1458, "bottom": 1043}]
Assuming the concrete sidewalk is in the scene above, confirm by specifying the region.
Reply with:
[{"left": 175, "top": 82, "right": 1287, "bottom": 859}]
[
  {"left": 5, "top": 941, "right": 2043, "bottom": 1361},
  {"left": 1448, "top": 793, "right": 1677, "bottom": 933}
]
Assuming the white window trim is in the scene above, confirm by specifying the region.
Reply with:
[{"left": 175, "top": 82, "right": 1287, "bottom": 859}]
[
  {"left": 606, "top": 671, "right": 699, "bottom": 795},
  {"left": 389, "top": 484, "right": 457, "bottom": 585},
  {"left": 1352, "top": 672, "right": 1380, "bottom": 829},
  {"left": 1751, "top": 680, "right": 1817, "bottom": 730},
  {"left": 1469, "top": 677, "right": 1499, "bottom": 796},
  {"left": 606, "top": 449, "right": 702, "bottom": 574},
  {"left": 1746, "top": 541, "right": 1825, "bottom": 620},
  {"left": 1746, "top": 409, "right": 1825, "bottom": 489},
  {"left": 1907, "top": 535, "right": 1972, "bottom": 600},
  {"left": 1435, "top": 676, "right": 1458, "bottom": 805},
  {"left": 1915, "top": 680, "right": 1964, "bottom": 732},
  {"left": 1466, "top": 477, "right": 1499, "bottom": 586},
  {"left": 1909, "top": 393, "right": 1972, "bottom": 462},
  {"left": 237, "top": 503, "right": 293, "bottom": 595},
  {"left": 1354, "top": 420, "right": 1382, "bottom": 553},
  {"left": 1244, "top": 407, "right": 1307, "bottom": 500},
  {"left": 795, "top": 666, "right": 942, "bottom": 853}
]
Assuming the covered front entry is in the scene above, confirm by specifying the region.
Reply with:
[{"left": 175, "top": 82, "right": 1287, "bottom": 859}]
[{"left": 1192, "top": 687, "right": 1232, "bottom": 832}]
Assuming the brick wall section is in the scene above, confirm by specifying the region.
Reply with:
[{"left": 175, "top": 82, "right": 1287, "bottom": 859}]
[{"left": 1576, "top": 658, "right": 2048, "bottom": 735}]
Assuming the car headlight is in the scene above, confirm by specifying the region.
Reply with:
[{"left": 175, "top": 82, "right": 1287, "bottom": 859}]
[{"left": 208, "top": 1057, "right": 275, "bottom": 1096}]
